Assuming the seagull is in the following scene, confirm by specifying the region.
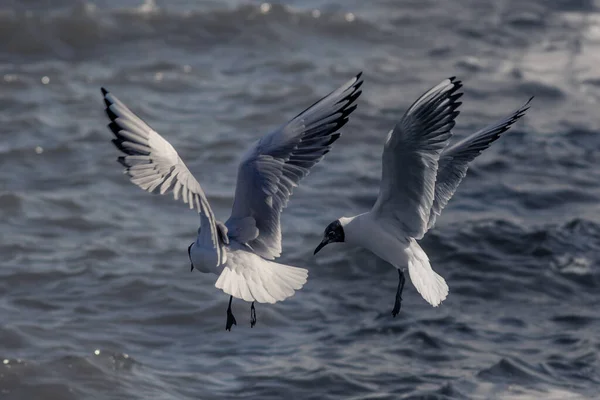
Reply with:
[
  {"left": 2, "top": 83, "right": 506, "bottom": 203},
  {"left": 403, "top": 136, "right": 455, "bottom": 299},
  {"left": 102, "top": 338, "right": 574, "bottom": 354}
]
[
  {"left": 314, "top": 77, "right": 532, "bottom": 315},
  {"left": 101, "top": 73, "right": 363, "bottom": 330}
]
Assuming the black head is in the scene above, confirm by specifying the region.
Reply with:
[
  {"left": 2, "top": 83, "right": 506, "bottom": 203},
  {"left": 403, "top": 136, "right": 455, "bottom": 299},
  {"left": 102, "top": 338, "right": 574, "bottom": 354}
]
[
  {"left": 314, "top": 220, "right": 345, "bottom": 255},
  {"left": 188, "top": 242, "right": 194, "bottom": 271}
]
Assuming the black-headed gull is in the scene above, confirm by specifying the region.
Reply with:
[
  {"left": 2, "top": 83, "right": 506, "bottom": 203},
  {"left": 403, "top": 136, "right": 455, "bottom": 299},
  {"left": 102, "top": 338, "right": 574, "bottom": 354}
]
[
  {"left": 101, "top": 73, "right": 363, "bottom": 330},
  {"left": 314, "top": 77, "right": 531, "bottom": 315}
]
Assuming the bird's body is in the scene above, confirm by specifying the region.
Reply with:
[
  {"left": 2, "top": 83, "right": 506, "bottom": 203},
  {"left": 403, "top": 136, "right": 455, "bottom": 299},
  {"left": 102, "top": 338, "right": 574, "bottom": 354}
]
[
  {"left": 339, "top": 205, "right": 448, "bottom": 307},
  {"left": 213, "top": 242, "right": 308, "bottom": 303},
  {"left": 189, "top": 235, "right": 307, "bottom": 303},
  {"left": 102, "top": 73, "right": 363, "bottom": 330},
  {"left": 341, "top": 214, "right": 410, "bottom": 270},
  {"left": 315, "top": 77, "right": 532, "bottom": 314}
]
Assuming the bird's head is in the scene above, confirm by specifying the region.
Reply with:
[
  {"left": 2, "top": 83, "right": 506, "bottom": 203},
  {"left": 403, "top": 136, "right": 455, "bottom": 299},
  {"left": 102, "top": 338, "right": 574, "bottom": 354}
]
[{"left": 314, "top": 219, "right": 346, "bottom": 255}]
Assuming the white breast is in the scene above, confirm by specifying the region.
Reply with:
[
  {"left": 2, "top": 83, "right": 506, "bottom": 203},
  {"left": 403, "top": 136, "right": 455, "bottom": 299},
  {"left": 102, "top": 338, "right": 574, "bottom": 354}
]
[{"left": 345, "top": 213, "right": 410, "bottom": 269}]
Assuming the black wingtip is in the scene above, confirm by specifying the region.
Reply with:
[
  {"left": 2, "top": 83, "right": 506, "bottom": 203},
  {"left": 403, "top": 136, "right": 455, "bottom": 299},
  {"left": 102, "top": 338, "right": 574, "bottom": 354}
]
[
  {"left": 101, "top": 87, "right": 108, "bottom": 96},
  {"left": 117, "top": 156, "right": 129, "bottom": 167},
  {"left": 105, "top": 105, "right": 118, "bottom": 121},
  {"left": 346, "top": 90, "right": 362, "bottom": 107},
  {"left": 516, "top": 97, "right": 534, "bottom": 115},
  {"left": 107, "top": 121, "right": 121, "bottom": 136},
  {"left": 444, "top": 77, "right": 463, "bottom": 96},
  {"left": 344, "top": 103, "right": 358, "bottom": 117},
  {"left": 354, "top": 80, "right": 364, "bottom": 92},
  {"left": 327, "top": 132, "right": 342, "bottom": 146},
  {"left": 334, "top": 82, "right": 362, "bottom": 107},
  {"left": 351, "top": 72, "right": 364, "bottom": 92}
]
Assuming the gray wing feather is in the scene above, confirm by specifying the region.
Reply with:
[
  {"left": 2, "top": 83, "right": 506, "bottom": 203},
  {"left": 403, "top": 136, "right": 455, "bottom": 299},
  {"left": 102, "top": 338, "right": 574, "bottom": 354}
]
[
  {"left": 427, "top": 97, "right": 533, "bottom": 229},
  {"left": 226, "top": 73, "right": 363, "bottom": 259},
  {"left": 101, "top": 88, "right": 226, "bottom": 266},
  {"left": 371, "top": 78, "right": 463, "bottom": 240}
]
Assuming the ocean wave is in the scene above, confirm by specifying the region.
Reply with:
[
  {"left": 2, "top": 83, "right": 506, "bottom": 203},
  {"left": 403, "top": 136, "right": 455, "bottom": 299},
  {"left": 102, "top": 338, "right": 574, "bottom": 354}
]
[
  {"left": 0, "top": 192, "right": 23, "bottom": 215},
  {"left": 0, "top": 352, "right": 139, "bottom": 399},
  {"left": 421, "top": 218, "right": 600, "bottom": 307},
  {"left": 477, "top": 356, "right": 557, "bottom": 385},
  {"left": 0, "top": 2, "right": 378, "bottom": 60}
]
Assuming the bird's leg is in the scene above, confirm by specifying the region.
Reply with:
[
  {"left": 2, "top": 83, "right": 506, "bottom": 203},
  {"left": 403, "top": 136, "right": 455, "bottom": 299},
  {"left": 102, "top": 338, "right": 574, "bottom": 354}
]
[
  {"left": 226, "top": 295, "right": 237, "bottom": 331},
  {"left": 250, "top": 302, "right": 257, "bottom": 328},
  {"left": 392, "top": 270, "right": 406, "bottom": 317}
]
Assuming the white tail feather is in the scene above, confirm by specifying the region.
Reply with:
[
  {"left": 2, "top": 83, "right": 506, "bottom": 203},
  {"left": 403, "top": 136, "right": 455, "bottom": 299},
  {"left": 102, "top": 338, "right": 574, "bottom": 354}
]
[
  {"left": 406, "top": 238, "right": 448, "bottom": 306},
  {"left": 215, "top": 259, "right": 308, "bottom": 304}
]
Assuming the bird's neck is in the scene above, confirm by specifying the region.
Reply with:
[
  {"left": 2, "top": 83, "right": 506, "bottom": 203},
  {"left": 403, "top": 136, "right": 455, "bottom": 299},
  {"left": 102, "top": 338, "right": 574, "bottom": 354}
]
[
  {"left": 343, "top": 212, "right": 411, "bottom": 268},
  {"left": 340, "top": 213, "right": 369, "bottom": 246}
]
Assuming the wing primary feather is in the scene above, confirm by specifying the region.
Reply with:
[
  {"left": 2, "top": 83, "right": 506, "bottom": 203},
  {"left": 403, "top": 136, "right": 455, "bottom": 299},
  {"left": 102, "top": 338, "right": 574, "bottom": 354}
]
[
  {"left": 426, "top": 96, "right": 533, "bottom": 230},
  {"left": 101, "top": 87, "right": 226, "bottom": 267},
  {"left": 225, "top": 72, "right": 363, "bottom": 259},
  {"left": 371, "top": 77, "right": 463, "bottom": 239}
]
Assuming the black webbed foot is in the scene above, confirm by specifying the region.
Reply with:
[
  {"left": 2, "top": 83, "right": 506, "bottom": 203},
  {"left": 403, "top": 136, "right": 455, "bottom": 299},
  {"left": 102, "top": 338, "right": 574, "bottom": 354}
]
[
  {"left": 391, "top": 270, "right": 406, "bottom": 318},
  {"left": 250, "top": 302, "right": 257, "bottom": 328},
  {"left": 226, "top": 296, "right": 237, "bottom": 331}
]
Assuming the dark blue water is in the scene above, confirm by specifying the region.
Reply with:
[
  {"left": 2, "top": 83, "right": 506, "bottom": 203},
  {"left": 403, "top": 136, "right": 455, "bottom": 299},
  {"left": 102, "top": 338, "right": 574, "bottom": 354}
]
[{"left": 1, "top": 0, "right": 599, "bottom": 399}]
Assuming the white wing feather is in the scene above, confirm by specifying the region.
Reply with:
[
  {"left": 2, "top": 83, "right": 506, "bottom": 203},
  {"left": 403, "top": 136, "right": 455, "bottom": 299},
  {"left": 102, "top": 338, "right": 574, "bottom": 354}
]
[
  {"left": 226, "top": 73, "right": 363, "bottom": 259},
  {"left": 102, "top": 88, "right": 226, "bottom": 266},
  {"left": 407, "top": 238, "right": 448, "bottom": 306}
]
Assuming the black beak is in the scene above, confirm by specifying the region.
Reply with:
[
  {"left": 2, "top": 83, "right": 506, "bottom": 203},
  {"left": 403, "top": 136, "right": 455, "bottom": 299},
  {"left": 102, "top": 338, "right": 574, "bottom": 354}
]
[{"left": 314, "top": 239, "right": 329, "bottom": 255}]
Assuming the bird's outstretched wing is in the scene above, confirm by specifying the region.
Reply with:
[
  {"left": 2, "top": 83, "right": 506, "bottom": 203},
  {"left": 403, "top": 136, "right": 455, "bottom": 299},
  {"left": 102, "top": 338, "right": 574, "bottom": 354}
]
[
  {"left": 226, "top": 73, "right": 363, "bottom": 259},
  {"left": 102, "top": 88, "right": 226, "bottom": 266},
  {"left": 427, "top": 97, "right": 533, "bottom": 230},
  {"left": 371, "top": 78, "right": 463, "bottom": 239}
]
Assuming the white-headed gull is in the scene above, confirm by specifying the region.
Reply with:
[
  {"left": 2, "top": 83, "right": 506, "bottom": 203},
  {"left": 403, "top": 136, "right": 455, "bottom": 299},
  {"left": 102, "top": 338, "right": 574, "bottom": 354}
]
[
  {"left": 101, "top": 73, "right": 363, "bottom": 330},
  {"left": 314, "top": 77, "right": 531, "bottom": 315}
]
